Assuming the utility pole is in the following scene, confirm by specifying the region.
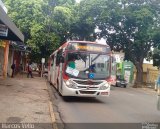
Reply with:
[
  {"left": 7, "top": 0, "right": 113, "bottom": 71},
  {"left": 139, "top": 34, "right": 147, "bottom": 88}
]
[{"left": 41, "top": 58, "right": 45, "bottom": 77}]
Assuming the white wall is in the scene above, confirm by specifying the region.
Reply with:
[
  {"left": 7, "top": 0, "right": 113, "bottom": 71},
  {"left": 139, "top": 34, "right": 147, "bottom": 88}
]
[{"left": 143, "top": 58, "right": 153, "bottom": 64}]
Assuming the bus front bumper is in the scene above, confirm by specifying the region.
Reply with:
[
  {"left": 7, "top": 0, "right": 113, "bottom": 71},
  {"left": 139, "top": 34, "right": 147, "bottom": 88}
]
[{"left": 61, "top": 82, "right": 110, "bottom": 97}]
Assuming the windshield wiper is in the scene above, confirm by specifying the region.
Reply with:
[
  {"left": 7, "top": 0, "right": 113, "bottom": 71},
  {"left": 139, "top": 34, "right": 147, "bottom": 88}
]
[{"left": 91, "top": 54, "right": 100, "bottom": 63}]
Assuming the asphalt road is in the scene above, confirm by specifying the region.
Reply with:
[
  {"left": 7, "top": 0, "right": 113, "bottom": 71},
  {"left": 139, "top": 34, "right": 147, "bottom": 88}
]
[{"left": 50, "top": 85, "right": 160, "bottom": 129}]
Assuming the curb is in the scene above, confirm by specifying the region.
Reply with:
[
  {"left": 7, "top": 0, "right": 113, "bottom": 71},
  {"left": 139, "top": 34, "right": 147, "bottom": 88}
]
[
  {"left": 130, "top": 86, "right": 157, "bottom": 95},
  {"left": 48, "top": 101, "right": 58, "bottom": 129},
  {"left": 45, "top": 78, "right": 59, "bottom": 129}
]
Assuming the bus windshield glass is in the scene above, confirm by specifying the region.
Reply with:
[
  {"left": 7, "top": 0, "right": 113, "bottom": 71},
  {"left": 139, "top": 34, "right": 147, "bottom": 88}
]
[{"left": 65, "top": 52, "right": 111, "bottom": 80}]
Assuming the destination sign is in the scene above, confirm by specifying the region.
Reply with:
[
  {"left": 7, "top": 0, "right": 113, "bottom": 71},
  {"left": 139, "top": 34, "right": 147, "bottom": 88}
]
[{"left": 67, "top": 42, "right": 110, "bottom": 53}]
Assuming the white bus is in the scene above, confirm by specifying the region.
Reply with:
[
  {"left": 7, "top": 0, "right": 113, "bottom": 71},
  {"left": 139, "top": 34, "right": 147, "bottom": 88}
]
[{"left": 48, "top": 41, "right": 112, "bottom": 97}]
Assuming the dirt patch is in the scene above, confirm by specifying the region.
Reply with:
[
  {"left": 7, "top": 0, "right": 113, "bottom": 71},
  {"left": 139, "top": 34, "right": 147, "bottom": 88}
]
[
  {"left": 35, "top": 111, "right": 44, "bottom": 115},
  {"left": 7, "top": 117, "right": 22, "bottom": 123},
  {"left": 0, "top": 83, "right": 13, "bottom": 87}
]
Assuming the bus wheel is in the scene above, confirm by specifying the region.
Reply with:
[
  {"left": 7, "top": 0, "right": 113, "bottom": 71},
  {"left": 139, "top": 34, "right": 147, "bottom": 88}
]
[
  {"left": 56, "top": 80, "right": 62, "bottom": 96},
  {"left": 49, "top": 76, "right": 52, "bottom": 85},
  {"left": 56, "top": 80, "right": 59, "bottom": 91}
]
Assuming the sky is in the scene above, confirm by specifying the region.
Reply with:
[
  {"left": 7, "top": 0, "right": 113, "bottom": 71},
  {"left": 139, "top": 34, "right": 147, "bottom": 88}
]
[{"left": 76, "top": 0, "right": 81, "bottom": 3}]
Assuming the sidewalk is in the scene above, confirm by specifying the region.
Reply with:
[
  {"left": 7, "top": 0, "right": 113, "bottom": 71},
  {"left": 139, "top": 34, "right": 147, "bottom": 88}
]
[{"left": 0, "top": 73, "right": 55, "bottom": 129}]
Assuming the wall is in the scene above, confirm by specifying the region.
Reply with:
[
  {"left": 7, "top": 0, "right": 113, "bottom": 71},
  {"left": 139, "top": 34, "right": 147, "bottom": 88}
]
[
  {"left": 147, "top": 69, "right": 159, "bottom": 83},
  {"left": 13, "top": 51, "right": 22, "bottom": 74},
  {"left": 143, "top": 63, "right": 158, "bottom": 83},
  {"left": 143, "top": 63, "right": 158, "bottom": 72},
  {"left": 7, "top": 47, "right": 14, "bottom": 76},
  {"left": 134, "top": 63, "right": 159, "bottom": 85}
]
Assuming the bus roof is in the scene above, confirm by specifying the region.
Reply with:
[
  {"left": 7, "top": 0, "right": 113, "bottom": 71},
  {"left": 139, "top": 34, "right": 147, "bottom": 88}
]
[{"left": 69, "top": 41, "right": 109, "bottom": 46}]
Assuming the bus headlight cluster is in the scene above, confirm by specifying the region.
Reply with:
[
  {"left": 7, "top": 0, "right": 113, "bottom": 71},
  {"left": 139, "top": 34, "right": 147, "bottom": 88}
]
[
  {"left": 65, "top": 80, "right": 77, "bottom": 89},
  {"left": 99, "top": 83, "right": 109, "bottom": 90}
]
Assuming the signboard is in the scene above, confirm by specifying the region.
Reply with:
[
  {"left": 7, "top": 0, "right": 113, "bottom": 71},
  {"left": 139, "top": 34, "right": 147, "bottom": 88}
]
[
  {"left": 68, "top": 42, "right": 111, "bottom": 53},
  {"left": 124, "top": 65, "right": 132, "bottom": 69},
  {"left": 0, "top": 24, "right": 8, "bottom": 37},
  {"left": 76, "top": 45, "right": 103, "bottom": 52},
  {"left": 41, "top": 58, "right": 45, "bottom": 63},
  {"left": 113, "top": 53, "right": 124, "bottom": 63},
  {"left": 0, "top": 40, "right": 6, "bottom": 47},
  {"left": 124, "top": 70, "right": 131, "bottom": 83}
]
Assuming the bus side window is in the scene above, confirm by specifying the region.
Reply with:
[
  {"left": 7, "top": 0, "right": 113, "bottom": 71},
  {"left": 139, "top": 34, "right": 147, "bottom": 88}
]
[
  {"left": 51, "top": 56, "right": 54, "bottom": 67},
  {"left": 56, "top": 55, "right": 59, "bottom": 66},
  {"left": 56, "top": 49, "right": 63, "bottom": 66}
]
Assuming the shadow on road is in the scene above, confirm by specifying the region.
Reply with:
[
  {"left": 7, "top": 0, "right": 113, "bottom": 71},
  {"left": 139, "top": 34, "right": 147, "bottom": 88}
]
[
  {"left": 62, "top": 123, "right": 142, "bottom": 129},
  {"left": 62, "top": 96, "right": 105, "bottom": 103}
]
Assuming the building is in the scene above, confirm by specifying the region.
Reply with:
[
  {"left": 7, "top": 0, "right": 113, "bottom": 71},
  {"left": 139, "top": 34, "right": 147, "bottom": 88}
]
[{"left": 0, "top": 0, "right": 24, "bottom": 78}]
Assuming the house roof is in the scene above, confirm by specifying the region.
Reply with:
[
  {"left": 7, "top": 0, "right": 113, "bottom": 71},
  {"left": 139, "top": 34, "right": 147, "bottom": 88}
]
[{"left": 0, "top": 6, "right": 24, "bottom": 42}]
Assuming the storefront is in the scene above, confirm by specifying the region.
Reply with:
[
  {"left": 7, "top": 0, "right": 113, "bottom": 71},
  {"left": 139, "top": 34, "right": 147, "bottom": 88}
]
[
  {"left": 0, "top": 5, "right": 24, "bottom": 78},
  {"left": 0, "top": 42, "right": 4, "bottom": 76}
]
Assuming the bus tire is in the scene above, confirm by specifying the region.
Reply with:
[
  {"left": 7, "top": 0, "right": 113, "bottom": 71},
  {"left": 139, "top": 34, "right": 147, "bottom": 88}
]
[
  {"left": 56, "top": 79, "right": 60, "bottom": 92},
  {"left": 57, "top": 79, "right": 62, "bottom": 96},
  {"left": 49, "top": 76, "right": 52, "bottom": 85}
]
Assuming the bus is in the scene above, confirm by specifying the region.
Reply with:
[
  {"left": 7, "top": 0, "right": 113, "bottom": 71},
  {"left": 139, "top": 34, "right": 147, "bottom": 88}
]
[{"left": 48, "top": 41, "right": 112, "bottom": 97}]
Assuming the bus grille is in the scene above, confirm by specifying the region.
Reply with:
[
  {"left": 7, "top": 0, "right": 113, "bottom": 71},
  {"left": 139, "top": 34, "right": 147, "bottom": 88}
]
[
  {"left": 79, "top": 91, "right": 96, "bottom": 94},
  {"left": 77, "top": 86, "right": 98, "bottom": 89},
  {"left": 74, "top": 80, "right": 102, "bottom": 85}
]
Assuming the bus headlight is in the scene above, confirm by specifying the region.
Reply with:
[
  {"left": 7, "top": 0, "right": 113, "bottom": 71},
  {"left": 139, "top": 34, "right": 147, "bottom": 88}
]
[
  {"left": 65, "top": 80, "right": 77, "bottom": 89},
  {"left": 99, "top": 83, "right": 109, "bottom": 90},
  {"left": 66, "top": 80, "right": 70, "bottom": 86}
]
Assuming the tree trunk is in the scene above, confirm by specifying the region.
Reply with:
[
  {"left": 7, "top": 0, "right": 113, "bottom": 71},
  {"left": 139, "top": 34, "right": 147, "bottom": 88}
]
[{"left": 135, "top": 62, "right": 143, "bottom": 87}]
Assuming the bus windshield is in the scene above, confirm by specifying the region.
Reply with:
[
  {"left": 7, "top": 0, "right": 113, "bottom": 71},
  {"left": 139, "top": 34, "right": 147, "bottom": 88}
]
[{"left": 65, "top": 52, "right": 111, "bottom": 80}]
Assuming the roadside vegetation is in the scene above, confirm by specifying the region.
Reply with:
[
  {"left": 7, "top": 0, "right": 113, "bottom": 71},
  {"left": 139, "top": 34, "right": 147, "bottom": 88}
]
[{"left": 3, "top": 0, "right": 160, "bottom": 85}]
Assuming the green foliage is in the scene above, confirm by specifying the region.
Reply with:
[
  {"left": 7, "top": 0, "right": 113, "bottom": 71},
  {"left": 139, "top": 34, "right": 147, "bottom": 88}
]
[
  {"left": 69, "top": 0, "right": 99, "bottom": 41},
  {"left": 52, "top": 6, "right": 74, "bottom": 43},
  {"left": 80, "top": 0, "right": 160, "bottom": 83},
  {"left": 3, "top": 0, "right": 160, "bottom": 83},
  {"left": 153, "top": 48, "right": 160, "bottom": 68},
  {"left": 3, "top": 0, "right": 96, "bottom": 62},
  {"left": 3, "top": 0, "right": 70, "bottom": 62}
]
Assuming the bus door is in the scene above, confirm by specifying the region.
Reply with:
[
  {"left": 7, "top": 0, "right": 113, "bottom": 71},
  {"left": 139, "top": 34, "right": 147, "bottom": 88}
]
[{"left": 55, "top": 49, "right": 64, "bottom": 91}]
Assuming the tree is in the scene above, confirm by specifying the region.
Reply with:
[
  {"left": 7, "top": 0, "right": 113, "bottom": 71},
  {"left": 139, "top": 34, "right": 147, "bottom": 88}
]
[
  {"left": 69, "top": 0, "right": 100, "bottom": 41},
  {"left": 94, "top": 0, "right": 160, "bottom": 85},
  {"left": 3, "top": 0, "right": 98, "bottom": 62},
  {"left": 3, "top": 0, "right": 69, "bottom": 61},
  {"left": 153, "top": 46, "right": 160, "bottom": 69},
  {"left": 52, "top": 6, "right": 74, "bottom": 43},
  {"left": 5, "top": 0, "right": 160, "bottom": 85}
]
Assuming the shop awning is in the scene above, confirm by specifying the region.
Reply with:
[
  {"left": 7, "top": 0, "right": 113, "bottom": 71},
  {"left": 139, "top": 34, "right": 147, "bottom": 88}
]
[{"left": 0, "top": 6, "right": 24, "bottom": 42}]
